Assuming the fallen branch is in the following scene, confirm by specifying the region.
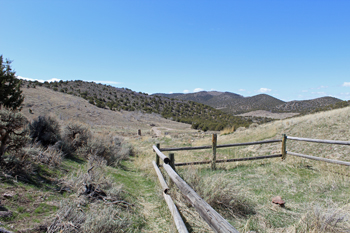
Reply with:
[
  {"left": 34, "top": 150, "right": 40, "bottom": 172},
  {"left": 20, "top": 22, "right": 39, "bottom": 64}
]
[
  {"left": 110, "top": 200, "right": 134, "bottom": 206},
  {"left": 87, "top": 166, "right": 94, "bottom": 174}
]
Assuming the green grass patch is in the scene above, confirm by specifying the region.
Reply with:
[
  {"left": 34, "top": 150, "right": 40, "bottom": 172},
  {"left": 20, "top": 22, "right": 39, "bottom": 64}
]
[{"left": 34, "top": 203, "right": 58, "bottom": 215}]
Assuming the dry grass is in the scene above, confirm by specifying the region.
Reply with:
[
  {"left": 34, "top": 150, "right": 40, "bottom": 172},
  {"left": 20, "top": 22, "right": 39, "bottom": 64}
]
[
  {"left": 48, "top": 155, "right": 136, "bottom": 232},
  {"left": 24, "top": 144, "right": 63, "bottom": 167},
  {"left": 133, "top": 106, "right": 350, "bottom": 232},
  {"left": 294, "top": 201, "right": 350, "bottom": 232},
  {"left": 221, "top": 125, "right": 236, "bottom": 135},
  {"left": 237, "top": 110, "right": 300, "bottom": 119}
]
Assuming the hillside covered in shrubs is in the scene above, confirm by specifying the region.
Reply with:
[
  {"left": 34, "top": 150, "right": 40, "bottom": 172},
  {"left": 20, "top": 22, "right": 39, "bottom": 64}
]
[
  {"left": 155, "top": 90, "right": 343, "bottom": 115},
  {"left": 22, "top": 80, "right": 272, "bottom": 131},
  {"left": 0, "top": 108, "right": 133, "bottom": 182},
  {"left": 1, "top": 57, "right": 145, "bottom": 232},
  {"left": 0, "top": 109, "right": 138, "bottom": 232}
]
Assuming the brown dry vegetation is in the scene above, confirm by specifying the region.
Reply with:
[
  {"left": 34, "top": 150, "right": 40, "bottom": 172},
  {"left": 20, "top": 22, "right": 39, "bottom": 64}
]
[{"left": 134, "top": 106, "right": 350, "bottom": 232}]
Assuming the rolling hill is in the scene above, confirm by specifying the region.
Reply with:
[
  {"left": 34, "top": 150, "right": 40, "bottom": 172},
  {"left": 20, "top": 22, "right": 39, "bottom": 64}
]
[
  {"left": 21, "top": 80, "right": 273, "bottom": 131},
  {"left": 154, "top": 91, "right": 343, "bottom": 115}
]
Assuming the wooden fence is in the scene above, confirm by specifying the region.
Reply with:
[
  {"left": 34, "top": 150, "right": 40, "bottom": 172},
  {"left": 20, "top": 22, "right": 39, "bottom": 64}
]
[
  {"left": 156, "top": 134, "right": 350, "bottom": 168},
  {"left": 152, "top": 134, "right": 350, "bottom": 232},
  {"left": 286, "top": 136, "right": 350, "bottom": 166},
  {"left": 153, "top": 145, "right": 239, "bottom": 233}
]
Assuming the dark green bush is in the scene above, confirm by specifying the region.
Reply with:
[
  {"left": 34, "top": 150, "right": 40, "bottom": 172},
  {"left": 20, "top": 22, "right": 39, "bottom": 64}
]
[
  {"left": 0, "top": 109, "right": 29, "bottom": 159},
  {"left": 29, "top": 116, "right": 61, "bottom": 147}
]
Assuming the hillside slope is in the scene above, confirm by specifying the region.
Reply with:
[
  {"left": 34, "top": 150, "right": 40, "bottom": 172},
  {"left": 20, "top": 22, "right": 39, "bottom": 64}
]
[
  {"left": 21, "top": 86, "right": 194, "bottom": 136},
  {"left": 153, "top": 91, "right": 343, "bottom": 115},
  {"left": 154, "top": 91, "right": 244, "bottom": 105},
  {"left": 22, "top": 80, "right": 271, "bottom": 131},
  {"left": 272, "top": 96, "right": 342, "bottom": 113}
]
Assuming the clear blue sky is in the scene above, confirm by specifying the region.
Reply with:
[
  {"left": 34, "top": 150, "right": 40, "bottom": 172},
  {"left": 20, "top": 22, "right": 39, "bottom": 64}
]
[{"left": 1, "top": 0, "right": 350, "bottom": 101}]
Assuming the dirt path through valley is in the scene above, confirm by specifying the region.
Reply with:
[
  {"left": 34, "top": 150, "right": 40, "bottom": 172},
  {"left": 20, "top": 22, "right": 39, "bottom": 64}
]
[
  {"left": 111, "top": 160, "right": 172, "bottom": 232},
  {"left": 151, "top": 127, "right": 174, "bottom": 137}
]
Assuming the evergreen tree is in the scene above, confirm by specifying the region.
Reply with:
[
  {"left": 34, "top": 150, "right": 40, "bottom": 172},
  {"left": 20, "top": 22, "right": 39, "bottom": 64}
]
[{"left": 0, "top": 55, "right": 24, "bottom": 110}]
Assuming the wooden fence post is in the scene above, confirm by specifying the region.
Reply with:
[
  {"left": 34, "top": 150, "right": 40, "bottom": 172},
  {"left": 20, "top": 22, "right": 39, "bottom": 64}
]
[
  {"left": 163, "top": 163, "right": 239, "bottom": 232},
  {"left": 169, "top": 153, "right": 175, "bottom": 187},
  {"left": 156, "top": 143, "right": 160, "bottom": 166},
  {"left": 169, "top": 153, "right": 175, "bottom": 171},
  {"left": 281, "top": 134, "right": 287, "bottom": 160},
  {"left": 211, "top": 134, "right": 217, "bottom": 170}
]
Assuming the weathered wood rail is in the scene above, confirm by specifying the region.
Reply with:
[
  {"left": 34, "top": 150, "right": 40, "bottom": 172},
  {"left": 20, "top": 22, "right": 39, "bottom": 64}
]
[
  {"left": 163, "top": 163, "right": 239, "bottom": 233},
  {"left": 286, "top": 136, "right": 350, "bottom": 166},
  {"left": 287, "top": 152, "right": 350, "bottom": 166},
  {"left": 152, "top": 161, "right": 188, "bottom": 233},
  {"left": 160, "top": 139, "right": 282, "bottom": 151},
  {"left": 156, "top": 134, "right": 350, "bottom": 168},
  {"left": 287, "top": 136, "right": 350, "bottom": 145},
  {"left": 169, "top": 154, "right": 282, "bottom": 167},
  {"left": 153, "top": 146, "right": 239, "bottom": 233},
  {"left": 157, "top": 134, "right": 283, "bottom": 168}
]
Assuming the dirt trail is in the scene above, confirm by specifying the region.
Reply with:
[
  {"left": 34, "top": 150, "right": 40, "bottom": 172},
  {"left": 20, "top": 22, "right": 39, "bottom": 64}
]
[
  {"left": 111, "top": 160, "right": 172, "bottom": 232},
  {"left": 151, "top": 127, "right": 174, "bottom": 137}
]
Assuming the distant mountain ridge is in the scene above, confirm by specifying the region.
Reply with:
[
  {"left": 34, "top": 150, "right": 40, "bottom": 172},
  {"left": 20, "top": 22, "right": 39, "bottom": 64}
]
[{"left": 153, "top": 91, "right": 342, "bottom": 114}]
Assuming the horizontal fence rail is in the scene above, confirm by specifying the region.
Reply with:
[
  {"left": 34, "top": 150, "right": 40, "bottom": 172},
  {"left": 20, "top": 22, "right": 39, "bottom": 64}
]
[
  {"left": 287, "top": 136, "right": 350, "bottom": 145},
  {"left": 162, "top": 163, "right": 239, "bottom": 233},
  {"left": 160, "top": 139, "right": 282, "bottom": 152},
  {"left": 152, "top": 161, "right": 188, "bottom": 233},
  {"left": 162, "top": 192, "right": 188, "bottom": 233},
  {"left": 152, "top": 161, "right": 169, "bottom": 194},
  {"left": 287, "top": 152, "right": 350, "bottom": 166},
  {"left": 217, "top": 139, "right": 282, "bottom": 148},
  {"left": 153, "top": 143, "right": 238, "bottom": 232},
  {"left": 153, "top": 145, "right": 170, "bottom": 164},
  {"left": 160, "top": 145, "right": 212, "bottom": 151},
  {"left": 160, "top": 154, "right": 282, "bottom": 167}
]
